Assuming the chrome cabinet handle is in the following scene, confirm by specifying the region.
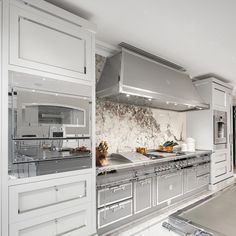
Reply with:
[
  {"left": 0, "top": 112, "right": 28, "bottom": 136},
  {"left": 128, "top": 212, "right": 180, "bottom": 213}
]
[
  {"left": 111, "top": 186, "right": 125, "bottom": 193},
  {"left": 56, "top": 225, "right": 86, "bottom": 236},
  {"left": 110, "top": 204, "right": 125, "bottom": 212}
]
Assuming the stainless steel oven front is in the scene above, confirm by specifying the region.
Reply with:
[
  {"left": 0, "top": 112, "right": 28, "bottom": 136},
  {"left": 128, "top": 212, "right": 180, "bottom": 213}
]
[
  {"left": 8, "top": 71, "right": 92, "bottom": 178},
  {"left": 214, "top": 110, "right": 227, "bottom": 145}
]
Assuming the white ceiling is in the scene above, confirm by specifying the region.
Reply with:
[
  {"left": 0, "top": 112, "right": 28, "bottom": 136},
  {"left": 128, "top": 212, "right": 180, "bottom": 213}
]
[{"left": 47, "top": 0, "right": 236, "bottom": 92}]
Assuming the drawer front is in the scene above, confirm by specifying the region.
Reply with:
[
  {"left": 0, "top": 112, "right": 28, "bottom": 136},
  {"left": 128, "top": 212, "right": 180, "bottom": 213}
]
[
  {"left": 98, "top": 183, "right": 132, "bottom": 207},
  {"left": 196, "top": 163, "right": 210, "bottom": 177},
  {"left": 9, "top": 174, "right": 91, "bottom": 223},
  {"left": 214, "top": 151, "right": 227, "bottom": 164},
  {"left": 98, "top": 200, "right": 132, "bottom": 228},
  {"left": 215, "top": 163, "right": 227, "bottom": 177},
  {"left": 10, "top": 203, "right": 92, "bottom": 236},
  {"left": 158, "top": 171, "right": 183, "bottom": 203},
  {"left": 184, "top": 168, "right": 197, "bottom": 193},
  {"left": 10, "top": 3, "right": 91, "bottom": 80},
  {"left": 197, "top": 174, "right": 210, "bottom": 188},
  {"left": 134, "top": 178, "right": 152, "bottom": 214},
  {"left": 212, "top": 161, "right": 228, "bottom": 184}
]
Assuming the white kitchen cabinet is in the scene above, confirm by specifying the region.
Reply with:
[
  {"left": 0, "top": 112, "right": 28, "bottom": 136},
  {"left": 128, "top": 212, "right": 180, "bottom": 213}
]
[
  {"left": 213, "top": 84, "right": 227, "bottom": 110},
  {"left": 9, "top": 203, "right": 92, "bottom": 236},
  {"left": 9, "top": 2, "right": 92, "bottom": 80},
  {"left": 187, "top": 77, "right": 233, "bottom": 186},
  {"left": 9, "top": 174, "right": 91, "bottom": 224},
  {"left": 134, "top": 178, "right": 152, "bottom": 214}
]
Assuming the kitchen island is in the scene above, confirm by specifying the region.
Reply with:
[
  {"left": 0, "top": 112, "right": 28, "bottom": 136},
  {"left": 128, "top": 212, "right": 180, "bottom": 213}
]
[{"left": 96, "top": 150, "right": 211, "bottom": 235}]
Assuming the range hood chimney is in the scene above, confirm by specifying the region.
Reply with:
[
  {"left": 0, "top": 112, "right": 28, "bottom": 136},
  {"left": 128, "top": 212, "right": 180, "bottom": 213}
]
[{"left": 96, "top": 43, "right": 209, "bottom": 112}]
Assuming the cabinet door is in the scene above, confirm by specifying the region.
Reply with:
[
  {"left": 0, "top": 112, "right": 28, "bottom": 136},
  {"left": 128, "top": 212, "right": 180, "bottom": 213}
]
[
  {"left": 10, "top": 3, "right": 92, "bottom": 80},
  {"left": 183, "top": 167, "right": 197, "bottom": 193},
  {"left": 10, "top": 203, "right": 92, "bottom": 236},
  {"left": 134, "top": 178, "right": 152, "bottom": 214},
  {"left": 9, "top": 174, "right": 91, "bottom": 224},
  {"left": 157, "top": 171, "right": 183, "bottom": 204},
  {"left": 212, "top": 83, "right": 230, "bottom": 111}
]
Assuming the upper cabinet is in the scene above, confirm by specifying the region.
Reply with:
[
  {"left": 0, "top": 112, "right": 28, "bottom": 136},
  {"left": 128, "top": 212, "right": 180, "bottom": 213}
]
[
  {"left": 212, "top": 83, "right": 229, "bottom": 111},
  {"left": 9, "top": 1, "right": 95, "bottom": 80}
]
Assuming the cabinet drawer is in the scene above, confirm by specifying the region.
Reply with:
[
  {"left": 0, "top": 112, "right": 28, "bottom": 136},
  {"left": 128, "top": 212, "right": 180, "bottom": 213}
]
[
  {"left": 214, "top": 151, "right": 227, "bottom": 164},
  {"left": 98, "top": 200, "right": 132, "bottom": 228},
  {"left": 98, "top": 183, "right": 132, "bottom": 208},
  {"left": 10, "top": 3, "right": 91, "bottom": 80},
  {"left": 196, "top": 163, "right": 210, "bottom": 176},
  {"left": 215, "top": 162, "right": 227, "bottom": 177},
  {"left": 10, "top": 203, "right": 93, "bottom": 236},
  {"left": 197, "top": 174, "right": 210, "bottom": 187},
  {"left": 158, "top": 171, "right": 183, "bottom": 203},
  {"left": 134, "top": 178, "right": 152, "bottom": 214},
  {"left": 9, "top": 174, "right": 91, "bottom": 223}
]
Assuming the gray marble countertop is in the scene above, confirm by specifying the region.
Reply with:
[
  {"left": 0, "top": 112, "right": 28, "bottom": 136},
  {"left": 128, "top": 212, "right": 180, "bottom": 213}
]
[{"left": 96, "top": 150, "right": 212, "bottom": 175}]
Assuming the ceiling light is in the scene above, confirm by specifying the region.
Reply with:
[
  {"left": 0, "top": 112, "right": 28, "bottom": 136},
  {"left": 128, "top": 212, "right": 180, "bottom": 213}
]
[
  {"left": 148, "top": 98, "right": 152, "bottom": 101},
  {"left": 126, "top": 94, "right": 130, "bottom": 97}
]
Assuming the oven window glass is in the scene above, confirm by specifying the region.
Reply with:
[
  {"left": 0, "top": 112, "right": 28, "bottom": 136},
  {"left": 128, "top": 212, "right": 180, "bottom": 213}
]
[
  {"left": 24, "top": 105, "right": 85, "bottom": 125},
  {"left": 11, "top": 89, "right": 89, "bottom": 138}
]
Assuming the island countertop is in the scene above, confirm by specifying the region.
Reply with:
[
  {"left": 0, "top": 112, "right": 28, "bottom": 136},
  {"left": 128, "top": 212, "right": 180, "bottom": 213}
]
[{"left": 96, "top": 149, "right": 212, "bottom": 175}]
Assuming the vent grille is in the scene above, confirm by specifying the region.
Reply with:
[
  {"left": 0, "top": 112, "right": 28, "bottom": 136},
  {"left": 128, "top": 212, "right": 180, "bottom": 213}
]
[{"left": 119, "top": 42, "right": 186, "bottom": 72}]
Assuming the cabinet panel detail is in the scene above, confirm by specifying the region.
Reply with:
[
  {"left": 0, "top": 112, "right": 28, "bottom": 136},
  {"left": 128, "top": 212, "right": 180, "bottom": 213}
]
[
  {"left": 134, "top": 178, "right": 152, "bottom": 214},
  {"left": 10, "top": 4, "right": 92, "bottom": 80},
  {"left": 98, "top": 183, "right": 132, "bottom": 208},
  {"left": 157, "top": 171, "right": 183, "bottom": 203},
  {"left": 9, "top": 174, "right": 91, "bottom": 223},
  {"left": 98, "top": 200, "right": 132, "bottom": 228}
]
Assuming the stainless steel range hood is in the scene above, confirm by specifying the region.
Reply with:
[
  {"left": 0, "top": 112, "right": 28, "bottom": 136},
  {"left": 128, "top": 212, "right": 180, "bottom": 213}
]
[{"left": 96, "top": 44, "right": 209, "bottom": 112}]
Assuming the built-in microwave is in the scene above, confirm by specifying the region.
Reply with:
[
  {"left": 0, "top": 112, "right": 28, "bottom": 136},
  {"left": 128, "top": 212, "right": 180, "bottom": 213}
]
[
  {"left": 8, "top": 71, "right": 92, "bottom": 178},
  {"left": 214, "top": 110, "right": 227, "bottom": 145}
]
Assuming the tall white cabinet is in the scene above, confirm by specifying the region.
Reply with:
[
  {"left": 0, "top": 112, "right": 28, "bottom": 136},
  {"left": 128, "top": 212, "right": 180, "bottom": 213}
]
[
  {"left": 0, "top": 0, "right": 96, "bottom": 235},
  {"left": 187, "top": 77, "right": 233, "bottom": 187}
]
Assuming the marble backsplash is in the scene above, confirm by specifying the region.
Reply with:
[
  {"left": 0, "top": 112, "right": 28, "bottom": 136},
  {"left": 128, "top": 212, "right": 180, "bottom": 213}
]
[{"left": 95, "top": 55, "right": 186, "bottom": 154}]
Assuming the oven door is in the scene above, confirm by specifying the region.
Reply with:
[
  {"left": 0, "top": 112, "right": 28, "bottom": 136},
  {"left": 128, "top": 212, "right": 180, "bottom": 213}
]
[{"left": 10, "top": 88, "right": 91, "bottom": 139}]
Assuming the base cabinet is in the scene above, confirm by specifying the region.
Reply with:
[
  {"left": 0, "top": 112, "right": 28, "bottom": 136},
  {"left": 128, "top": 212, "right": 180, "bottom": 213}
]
[
  {"left": 157, "top": 171, "right": 183, "bottom": 203},
  {"left": 134, "top": 178, "right": 152, "bottom": 214},
  {"left": 10, "top": 204, "right": 92, "bottom": 236},
  {"left": 211, "top": 149, "right": 231, "bottom": 184}
]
